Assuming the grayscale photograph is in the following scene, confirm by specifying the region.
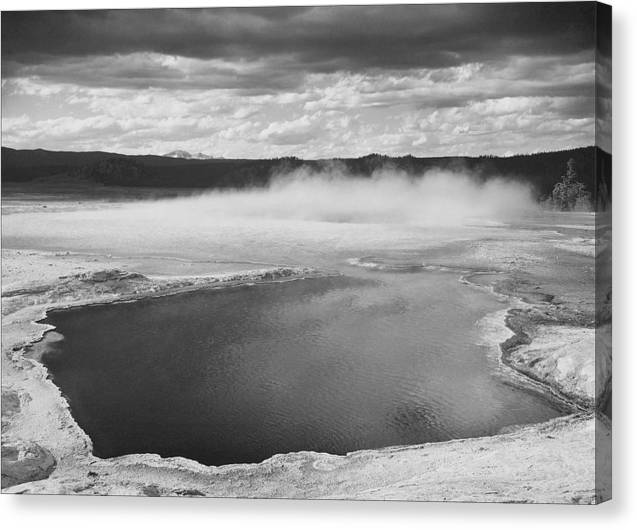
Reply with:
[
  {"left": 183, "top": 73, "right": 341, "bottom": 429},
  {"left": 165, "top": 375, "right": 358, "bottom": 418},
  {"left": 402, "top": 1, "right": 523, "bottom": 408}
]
[{"left": 1, "top": 2, "right": 611, "bottom": 503}]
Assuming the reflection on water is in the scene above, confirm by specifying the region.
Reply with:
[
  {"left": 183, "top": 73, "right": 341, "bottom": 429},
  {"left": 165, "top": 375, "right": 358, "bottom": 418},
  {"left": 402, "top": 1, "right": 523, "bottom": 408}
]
[
  {"left": 5, "top": 196, "right": 592, "bottom": 464},
  {"left": 36, "top": 271, "right": 561, "bottom": 466}
]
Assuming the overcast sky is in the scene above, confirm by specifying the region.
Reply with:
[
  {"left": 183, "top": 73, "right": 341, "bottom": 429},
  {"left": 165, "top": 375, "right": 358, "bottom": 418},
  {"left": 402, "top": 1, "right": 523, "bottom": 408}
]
[{"left": 1, "top": 2, "right": 611, "bottom": 158}]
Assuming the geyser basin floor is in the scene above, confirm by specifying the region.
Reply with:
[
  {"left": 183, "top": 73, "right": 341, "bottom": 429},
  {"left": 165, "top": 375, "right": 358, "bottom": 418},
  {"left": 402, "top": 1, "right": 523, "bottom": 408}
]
[
  {"left": 1, "top": 196, "right": 610, "bottom": 501},
  {"left": 33, "top": 272, "right": 561, "bottom": 466}
]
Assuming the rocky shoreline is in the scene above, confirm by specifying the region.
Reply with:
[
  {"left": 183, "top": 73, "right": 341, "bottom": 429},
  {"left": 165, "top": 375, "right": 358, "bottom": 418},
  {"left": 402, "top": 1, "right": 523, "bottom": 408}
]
[
  {"left": 1, "top": 248, "right": 611, "bottom": 502},
  {"left": 463, "top": 271, "right": 611, "bottom": 414}
]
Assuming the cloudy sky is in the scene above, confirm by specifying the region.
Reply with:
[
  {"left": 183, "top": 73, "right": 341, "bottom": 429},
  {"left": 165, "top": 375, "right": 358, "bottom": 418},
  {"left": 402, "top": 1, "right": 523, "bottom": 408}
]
[{"left": 1, "top": 2, "right": 611, "bottom": 158}]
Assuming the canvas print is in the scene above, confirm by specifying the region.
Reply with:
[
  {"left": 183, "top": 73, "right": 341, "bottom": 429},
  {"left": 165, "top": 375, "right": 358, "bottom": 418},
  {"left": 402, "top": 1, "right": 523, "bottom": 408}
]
[{"left": 0, "top": 2, "right": 611, "bottom": 503}]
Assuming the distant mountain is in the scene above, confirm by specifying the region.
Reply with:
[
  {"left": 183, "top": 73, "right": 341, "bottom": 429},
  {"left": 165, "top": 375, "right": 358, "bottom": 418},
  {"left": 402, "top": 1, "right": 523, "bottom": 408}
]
[
  {"left": 1, "top": 146, "right": 611, "bottom": 210},
  {"left": 163, "top": 150, "right": 216, "bottom": 160}
]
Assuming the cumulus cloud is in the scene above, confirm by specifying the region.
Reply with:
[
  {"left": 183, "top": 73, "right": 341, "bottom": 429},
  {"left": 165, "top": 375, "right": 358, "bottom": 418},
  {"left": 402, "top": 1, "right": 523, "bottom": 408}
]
[{"left": 0, "top": 3, "right": 609, "bottom": 156}]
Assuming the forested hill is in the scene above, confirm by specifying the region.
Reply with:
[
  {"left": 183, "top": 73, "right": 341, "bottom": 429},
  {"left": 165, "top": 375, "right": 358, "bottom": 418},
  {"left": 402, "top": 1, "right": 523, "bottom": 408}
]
[{"left": 1, "top": 146, "right": 611, "bottom": 208}]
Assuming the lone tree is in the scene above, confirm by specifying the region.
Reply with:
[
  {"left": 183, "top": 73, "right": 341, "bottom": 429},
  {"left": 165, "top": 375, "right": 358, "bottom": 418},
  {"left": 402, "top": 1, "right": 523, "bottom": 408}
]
[{"left": 550, "top": 158, "right": 591, "bottom": 211}]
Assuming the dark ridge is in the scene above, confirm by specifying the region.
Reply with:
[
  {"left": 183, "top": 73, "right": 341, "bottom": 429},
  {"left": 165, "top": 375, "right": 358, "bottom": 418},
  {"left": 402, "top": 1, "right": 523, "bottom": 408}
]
[{"left": 1, "top": 146, "right": 611, "bottom": 209}]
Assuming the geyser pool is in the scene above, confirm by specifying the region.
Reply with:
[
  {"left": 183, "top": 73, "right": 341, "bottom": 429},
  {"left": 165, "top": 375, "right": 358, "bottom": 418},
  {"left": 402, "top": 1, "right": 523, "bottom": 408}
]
[{"left": 33, "top": 270, "right": 562, "bottom": 466}]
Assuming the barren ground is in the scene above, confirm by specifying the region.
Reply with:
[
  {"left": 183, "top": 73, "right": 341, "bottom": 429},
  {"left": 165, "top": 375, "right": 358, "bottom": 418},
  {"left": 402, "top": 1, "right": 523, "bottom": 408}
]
[{"left": 1, "top": 199, "right": 611, "bottom": 502}]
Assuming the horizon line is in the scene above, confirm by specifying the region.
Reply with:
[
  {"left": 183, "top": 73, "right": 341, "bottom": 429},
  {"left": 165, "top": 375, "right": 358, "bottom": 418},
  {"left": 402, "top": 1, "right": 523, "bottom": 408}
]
[{"left": 0, "top": 144, "right": 610, "bottom": 161}]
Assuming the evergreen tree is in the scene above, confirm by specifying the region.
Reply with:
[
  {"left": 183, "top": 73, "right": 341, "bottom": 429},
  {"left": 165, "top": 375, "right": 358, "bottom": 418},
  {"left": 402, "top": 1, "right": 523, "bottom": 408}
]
[{"left": 550, "top": 158, "right": 591, "bottom": 211}]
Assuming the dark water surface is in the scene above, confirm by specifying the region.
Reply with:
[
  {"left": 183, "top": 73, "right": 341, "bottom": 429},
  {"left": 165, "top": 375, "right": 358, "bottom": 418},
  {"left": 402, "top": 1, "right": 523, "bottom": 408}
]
[{"left": 36, "top": 272, "right": 561, "bottom": 466}]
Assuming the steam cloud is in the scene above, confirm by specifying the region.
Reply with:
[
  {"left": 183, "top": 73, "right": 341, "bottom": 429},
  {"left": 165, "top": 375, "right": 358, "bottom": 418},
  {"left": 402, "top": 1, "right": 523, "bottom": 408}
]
[
  {"left": 159, "top": 167, "right": 537, "bottom": 226},
  {"left": 3, "top": 166, "right": 539, "bottom": 266}
]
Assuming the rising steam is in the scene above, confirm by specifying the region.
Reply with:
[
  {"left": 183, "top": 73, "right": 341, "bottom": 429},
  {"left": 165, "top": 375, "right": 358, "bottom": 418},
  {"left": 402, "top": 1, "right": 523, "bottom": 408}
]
[
  {"left": 2, "top": 166, "right": 540, "bottom": 267},
  {"left": 162, "top": 166, "right": 537, "bottom": 226}
]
